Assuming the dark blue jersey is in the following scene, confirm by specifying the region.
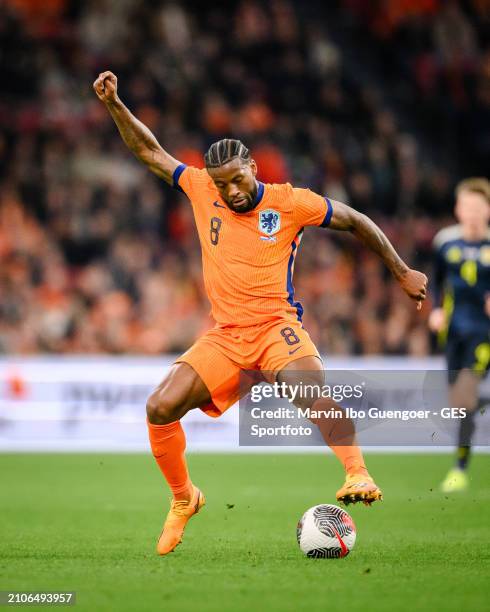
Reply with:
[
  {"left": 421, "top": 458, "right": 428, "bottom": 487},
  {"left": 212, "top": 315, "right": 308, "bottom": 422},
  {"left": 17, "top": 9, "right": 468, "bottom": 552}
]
[{"left": 432, "top": 225, "right": 490, "bottom": 337}]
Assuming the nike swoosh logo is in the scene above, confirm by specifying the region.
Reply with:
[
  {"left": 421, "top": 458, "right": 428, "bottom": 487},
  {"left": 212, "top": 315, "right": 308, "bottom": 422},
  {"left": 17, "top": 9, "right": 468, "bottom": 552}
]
[
  {"left": 332, "top": 527, "right": 349, "bottom": 557},
  {"left": 213, "top": 201, "right": 226, "bottom": 208},
  {"left": 288, "top": 346, "right": 302, "bottom": 355}
]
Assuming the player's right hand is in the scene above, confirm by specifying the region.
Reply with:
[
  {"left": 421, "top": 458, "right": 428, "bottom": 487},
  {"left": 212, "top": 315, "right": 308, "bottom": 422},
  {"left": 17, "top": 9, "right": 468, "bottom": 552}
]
[
  {"left": 428, "top": 308, "right": 446, "bottom": 332},
  {"left": 398, "top": 268, "right": 428, "bottom": 310},
  {"left": 93, "top": 71, "right": 119, "bottom": 104}
]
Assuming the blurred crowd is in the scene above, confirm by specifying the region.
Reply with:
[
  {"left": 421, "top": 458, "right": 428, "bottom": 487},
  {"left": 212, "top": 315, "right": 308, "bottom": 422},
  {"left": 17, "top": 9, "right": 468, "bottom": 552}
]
[{"left": 0, "top": 0, "right": 489, "bottom": 355}]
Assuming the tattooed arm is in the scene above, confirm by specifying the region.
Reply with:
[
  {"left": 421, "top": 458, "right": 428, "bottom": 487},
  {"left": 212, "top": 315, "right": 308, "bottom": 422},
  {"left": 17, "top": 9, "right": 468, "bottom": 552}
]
[
  {"left": 93, "top": 71, "right": 180, "bottom": 185},
  {"left": 329, "top": 200, "right": 428, "bottom": 309}
]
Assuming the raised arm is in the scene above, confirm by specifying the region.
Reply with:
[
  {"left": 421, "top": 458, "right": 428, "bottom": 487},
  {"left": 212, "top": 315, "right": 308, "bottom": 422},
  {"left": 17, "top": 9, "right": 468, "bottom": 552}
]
[
  {"left": 93, "top": 71, "right": 180, "bottom": 185},
  {"left": 329, "top": 200, "right": 428, "bottom": 309}
]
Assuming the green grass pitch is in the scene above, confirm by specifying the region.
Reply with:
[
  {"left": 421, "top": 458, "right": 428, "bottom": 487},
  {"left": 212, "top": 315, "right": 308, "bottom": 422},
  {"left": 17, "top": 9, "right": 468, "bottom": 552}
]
[{"left": 1, "top": 453, "right": 489, "bottom": 612}]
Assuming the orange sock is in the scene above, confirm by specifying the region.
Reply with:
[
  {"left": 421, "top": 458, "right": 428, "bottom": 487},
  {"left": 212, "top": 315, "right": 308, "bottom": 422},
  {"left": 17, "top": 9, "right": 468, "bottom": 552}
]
[
  {"left": 329, "top": 445, "right": 368, "bottom": 476},
  {"left": 147, "top": 419, "right": 192, "bottom": 499},
  {"left": 310, "top": 399, "right": 369, "bottom": 476}
]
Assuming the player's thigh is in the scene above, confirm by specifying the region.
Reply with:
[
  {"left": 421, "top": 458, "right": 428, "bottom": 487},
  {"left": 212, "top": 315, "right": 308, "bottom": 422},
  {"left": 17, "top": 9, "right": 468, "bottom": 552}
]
[
  {"left": 177, "top": 330, "right": 248, "bottom": 417},
  {"left": 278, "top": 355, "right": 324, "bottom": 380},
  {"left": 445, "top": 333, "right": 464, "bottom": 384},
  {"left": 278, "top": 356, "right": 354, "bottom": 441},
  {"left": 277, "top": 356, "right": 325, "bottom": 410},
  {"left": 449, "top": 336, "right": 490, "bottom": 411},
  {"left": 146, "top": 362, "right": 212, "bottom": 424}
]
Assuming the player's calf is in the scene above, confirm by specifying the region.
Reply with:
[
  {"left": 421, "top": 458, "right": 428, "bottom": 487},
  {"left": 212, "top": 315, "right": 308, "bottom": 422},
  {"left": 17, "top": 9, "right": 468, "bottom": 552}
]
[{"left": 277, "top": 360, "right": 381, "bottom": 506}]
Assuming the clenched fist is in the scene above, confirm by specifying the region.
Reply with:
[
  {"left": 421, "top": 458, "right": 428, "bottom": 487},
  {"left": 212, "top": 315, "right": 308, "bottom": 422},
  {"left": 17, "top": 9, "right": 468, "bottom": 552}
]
[
  {"left": 93, "top": 71, "right": 119, "bottom": 104},
  {"left": 398, "top": 268, "right": 428, "bottom": 310}
]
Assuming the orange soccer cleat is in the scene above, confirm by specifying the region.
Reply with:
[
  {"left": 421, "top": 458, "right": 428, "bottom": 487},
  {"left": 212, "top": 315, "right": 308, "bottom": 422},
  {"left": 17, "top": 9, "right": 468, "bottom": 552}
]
[
  {"left": 156, "top": 485, "right": 206, "bottom": 555},
  {"left": 336, "top": 473, "right": 383, "bottom": 506}
]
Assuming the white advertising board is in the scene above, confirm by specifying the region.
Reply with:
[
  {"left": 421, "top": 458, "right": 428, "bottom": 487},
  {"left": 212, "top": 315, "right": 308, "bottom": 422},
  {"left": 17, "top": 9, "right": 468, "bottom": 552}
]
[{"left": 0, "top": 356, "right": 488, "bottom": 452}]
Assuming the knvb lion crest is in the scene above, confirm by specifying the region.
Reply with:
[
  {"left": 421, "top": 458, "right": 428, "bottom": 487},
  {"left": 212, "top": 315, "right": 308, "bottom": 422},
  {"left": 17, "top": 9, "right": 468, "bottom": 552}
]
[{"left": 259, "top": 209, "right": 281, "bottom": 236}]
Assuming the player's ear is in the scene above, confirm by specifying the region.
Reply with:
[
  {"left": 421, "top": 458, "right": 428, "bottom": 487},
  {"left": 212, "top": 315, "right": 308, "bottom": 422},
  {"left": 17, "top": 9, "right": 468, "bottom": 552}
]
[
  {"left": 250, "top": 159, "right": 257, "bottom": 177},
  {"left": 454, "top": 199, "right": 461, "bottom": 221}
]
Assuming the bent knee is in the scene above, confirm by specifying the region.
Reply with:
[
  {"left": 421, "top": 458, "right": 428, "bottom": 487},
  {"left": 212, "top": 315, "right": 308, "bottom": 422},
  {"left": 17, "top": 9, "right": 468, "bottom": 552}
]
[{"left": 146, "top": 390, "right": 185, "bottom": 425}]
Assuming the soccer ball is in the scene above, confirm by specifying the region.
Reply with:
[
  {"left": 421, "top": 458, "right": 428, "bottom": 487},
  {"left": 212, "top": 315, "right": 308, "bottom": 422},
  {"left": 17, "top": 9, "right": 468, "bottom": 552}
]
[{"left": 296, "top": 504, "right": 356, "bottom": 558}]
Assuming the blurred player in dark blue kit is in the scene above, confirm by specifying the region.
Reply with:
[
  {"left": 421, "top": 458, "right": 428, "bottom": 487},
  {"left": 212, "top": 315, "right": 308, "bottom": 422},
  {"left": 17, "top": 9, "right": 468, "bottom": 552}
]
[{"left": 429, "top": 178, "right": 490, "bottom": 492}]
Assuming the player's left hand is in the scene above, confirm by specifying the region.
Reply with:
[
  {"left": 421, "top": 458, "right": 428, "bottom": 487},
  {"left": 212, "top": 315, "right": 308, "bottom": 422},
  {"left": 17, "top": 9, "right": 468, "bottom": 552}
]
[{"left": 398, "top": 269, "right": 428, "bottom": 310}]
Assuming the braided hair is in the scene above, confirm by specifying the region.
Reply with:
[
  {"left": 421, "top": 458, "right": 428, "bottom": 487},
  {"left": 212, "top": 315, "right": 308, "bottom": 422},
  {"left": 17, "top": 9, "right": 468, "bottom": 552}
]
[{"left": 204, "top": 139, "right": 250, "bottom": 168}]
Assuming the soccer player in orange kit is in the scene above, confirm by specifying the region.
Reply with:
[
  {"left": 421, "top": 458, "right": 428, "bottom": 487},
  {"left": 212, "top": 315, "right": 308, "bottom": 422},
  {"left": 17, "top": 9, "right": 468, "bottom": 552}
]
[{"left": 94, "top": 71, "right": 428, "bottom": 555}]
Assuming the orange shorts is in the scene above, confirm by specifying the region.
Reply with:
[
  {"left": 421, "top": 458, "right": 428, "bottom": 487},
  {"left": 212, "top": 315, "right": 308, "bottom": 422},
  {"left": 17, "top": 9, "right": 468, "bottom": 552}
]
[{"left": 176, "top": 318, "right": 321, "bottom": 418}]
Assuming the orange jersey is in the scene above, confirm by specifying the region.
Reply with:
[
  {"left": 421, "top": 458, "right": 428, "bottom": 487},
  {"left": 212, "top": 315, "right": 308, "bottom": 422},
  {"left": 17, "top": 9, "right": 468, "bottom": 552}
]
[{"left": 173, "top": 164, "right": 333, "bottom": 327}]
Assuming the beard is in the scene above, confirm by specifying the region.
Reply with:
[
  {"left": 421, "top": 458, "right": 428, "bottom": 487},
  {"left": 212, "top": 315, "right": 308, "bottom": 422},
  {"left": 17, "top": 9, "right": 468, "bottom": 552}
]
[{"left": 227, "top": 184, "right": 258, "bottom": 213}]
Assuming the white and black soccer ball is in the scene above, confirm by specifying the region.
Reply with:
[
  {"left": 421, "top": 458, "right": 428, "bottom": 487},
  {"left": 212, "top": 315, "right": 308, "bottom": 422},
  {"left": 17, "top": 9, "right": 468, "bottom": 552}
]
[{"left": 297, "top": 504, "right": 356, "bottom": 558}]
